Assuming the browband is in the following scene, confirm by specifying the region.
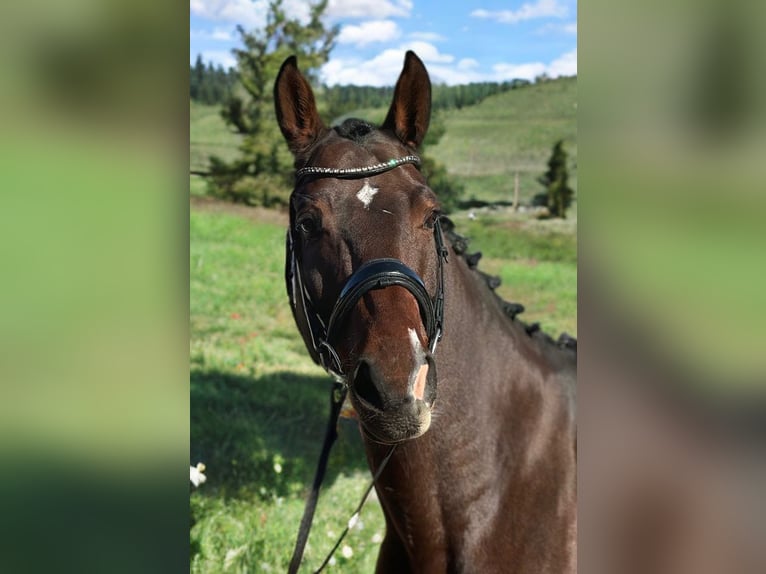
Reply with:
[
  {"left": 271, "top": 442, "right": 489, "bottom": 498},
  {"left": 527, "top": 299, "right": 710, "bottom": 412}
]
[{"left": 295, "top": 155, "right": 421, "bottom": 181}]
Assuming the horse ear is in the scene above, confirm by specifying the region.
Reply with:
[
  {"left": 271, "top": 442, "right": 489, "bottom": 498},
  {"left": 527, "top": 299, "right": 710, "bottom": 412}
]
[
  {"left": 274, "top": 56, "right": 326, "bottom": 156},
  {"left": 382, "top": 51, "right": 432, "bottom": 149}
]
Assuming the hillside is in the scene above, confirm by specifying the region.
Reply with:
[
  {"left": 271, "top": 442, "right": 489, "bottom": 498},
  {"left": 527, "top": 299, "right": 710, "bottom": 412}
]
[
  {"left": 190, "top": 100, "right": 242, "bottom": 196},
  {"left": 189, "top": 76, "right": 577, "bottom": 208},
  {"left": 430, "top": 76, "right": 577, "bottom": 205}
]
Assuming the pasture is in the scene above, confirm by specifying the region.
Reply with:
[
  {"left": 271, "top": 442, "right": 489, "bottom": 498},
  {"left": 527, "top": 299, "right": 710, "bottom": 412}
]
[
  {"left": 190, "top": 76, "right": 576, "bottom": 571},
  {"left": 190, "top": 203, "right": 576, "bottom": 572},
  {"left": 190, "top": 76, "right": 577, "bottom": 209}
]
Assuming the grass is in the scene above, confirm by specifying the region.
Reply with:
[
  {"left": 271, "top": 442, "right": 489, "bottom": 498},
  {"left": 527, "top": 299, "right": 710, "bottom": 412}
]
[
  {"left": 190, "top": 204, "right": 576, "bottom": 572},
  {"left": 431, "top": 77, "right": 577, "bottom": 204},
  {"left": 190, "top": 100, "right": 242, "bottom": 197},
  {"left": 190, "top": 76, "right": 577, "bottom": 571},
  {"left": 190, "top": 209, "right": 388, "bottom": 573},
  {"left": 190, "top": 77, "right": 577, "bottom": 206}
]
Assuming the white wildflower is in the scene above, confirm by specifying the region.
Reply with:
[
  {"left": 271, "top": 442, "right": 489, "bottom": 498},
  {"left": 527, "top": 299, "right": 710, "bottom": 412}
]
[
  {"left": 341, "top": 545, "right": 353, "bottom": 559},
  {"left": 347, "top": 513, "right": 359, "bottom": 530},
  {"left": 371, "top": 532, "right": 383, "bottom": 544},
  {"left": 273, "top": 462, "right": 282, "bottom": 474},
  {"left": 190, "top": 462, "right": 206, "bottom": 487},
  {"left": 328, "top": 557, "right": 336, "bottom": 566}
]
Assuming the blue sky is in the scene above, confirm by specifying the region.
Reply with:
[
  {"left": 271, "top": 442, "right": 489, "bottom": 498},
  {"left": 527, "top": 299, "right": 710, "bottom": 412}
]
[{"left": 190, "top": 0, "right": 577, "bottom": 86}]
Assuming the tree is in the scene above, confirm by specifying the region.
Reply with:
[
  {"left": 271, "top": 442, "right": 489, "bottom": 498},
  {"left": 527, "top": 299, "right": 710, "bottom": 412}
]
[
  {"left": 207, "top": 0, "right": 338, "bottom": 206},
  {"left": 535, "top": 140, "right": 574, "bottom": 218},
  {"left": 420, "top": 112, "right": 463, "bottom": 213},
  {"left": 190, "top": 54, "right": 205, "bottom": 101}
]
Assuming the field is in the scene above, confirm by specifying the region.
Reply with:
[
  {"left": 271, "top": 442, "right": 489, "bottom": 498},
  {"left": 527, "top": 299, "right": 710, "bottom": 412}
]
[
  {"left": 190, "top": 78, "right": 576, "bottom": 572},
  {"left": 190, "top": 77, "right": 577, "bottom": 209},
  {"left": 432, "top": 76, "right": 577, "bottom": 205}
]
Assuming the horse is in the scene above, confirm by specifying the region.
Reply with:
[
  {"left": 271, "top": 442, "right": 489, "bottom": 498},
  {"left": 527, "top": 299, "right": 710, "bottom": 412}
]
[{"left": 275, "top": 51, "right": 577, "bottom": 573}]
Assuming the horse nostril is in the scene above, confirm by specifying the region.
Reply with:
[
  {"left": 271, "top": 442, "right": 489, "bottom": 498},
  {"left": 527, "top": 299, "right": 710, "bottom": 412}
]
[{"left": 353, "top": 361, "right": 385, "bottom": 411}]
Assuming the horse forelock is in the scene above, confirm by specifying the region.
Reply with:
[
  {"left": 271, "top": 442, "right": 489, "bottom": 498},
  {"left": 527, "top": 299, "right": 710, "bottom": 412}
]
[{"left": 298, "top": 118, "right": 411, "bottom": 172}]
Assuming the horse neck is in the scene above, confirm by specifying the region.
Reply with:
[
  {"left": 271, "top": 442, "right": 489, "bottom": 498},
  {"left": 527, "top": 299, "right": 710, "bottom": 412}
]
[
  {"left": 368, "top": 250, "right": 576, "bottom": 481},
  {"left": 362, "top": 255, "right": 577, "bottom": 569},
  {"left": 440, "top": 253, "right": 574, "bottom": 402}
]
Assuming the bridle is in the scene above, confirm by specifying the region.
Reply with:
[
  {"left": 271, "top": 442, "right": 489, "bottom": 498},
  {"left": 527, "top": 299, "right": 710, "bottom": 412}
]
[
  {"left": 286, "top": 154, "right": 449, "bottom": 381},
  {"left": 285, "top": 153, "right": 449, "bottom": 574}
]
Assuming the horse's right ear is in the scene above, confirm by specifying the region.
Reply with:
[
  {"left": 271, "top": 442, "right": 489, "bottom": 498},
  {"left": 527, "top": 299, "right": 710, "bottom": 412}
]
[
  {"left": 274, "top": 56, "right": 326, "bottom": 157},
  {"left": 382, "top": 51, "right": 432, "bottom": 149}
]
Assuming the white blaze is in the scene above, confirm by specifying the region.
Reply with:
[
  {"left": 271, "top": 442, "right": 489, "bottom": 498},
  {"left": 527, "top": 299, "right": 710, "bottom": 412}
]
[
  {"left": 408, "top": 328, "right": 429, "bottom": 401},
  {"left": 356, "top": 179, "right": 379, "bottom": 208},
  {"left": 408, "top": 328, "right": 422, "bottom": 356}
]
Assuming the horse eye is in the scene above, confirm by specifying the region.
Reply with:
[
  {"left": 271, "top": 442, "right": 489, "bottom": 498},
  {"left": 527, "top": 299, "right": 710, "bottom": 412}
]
[
  {"left": 296, "top": 215, "right": 320, "bottom": 237},
  {"left": 424, "top": 211, "right": 441, "bottom": 230}
]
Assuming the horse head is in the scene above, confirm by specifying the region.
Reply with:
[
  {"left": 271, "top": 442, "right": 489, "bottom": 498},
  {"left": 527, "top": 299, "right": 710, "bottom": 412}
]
[{"left": 276, "top": 51, "right": 444, "bottom": 444}]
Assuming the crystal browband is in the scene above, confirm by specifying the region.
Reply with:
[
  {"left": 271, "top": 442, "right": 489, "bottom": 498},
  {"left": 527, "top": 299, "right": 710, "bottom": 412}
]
[{"left": 295, "top": 155, "right": 421, "bottom": 181}]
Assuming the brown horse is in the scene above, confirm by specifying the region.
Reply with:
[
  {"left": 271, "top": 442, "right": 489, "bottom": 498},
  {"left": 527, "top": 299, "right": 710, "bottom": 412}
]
[{"left": 275, "top": 51, "right": 577, "bottom": 573}]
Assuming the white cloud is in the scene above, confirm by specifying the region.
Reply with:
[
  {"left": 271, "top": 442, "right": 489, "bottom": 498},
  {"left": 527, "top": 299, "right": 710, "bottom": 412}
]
[
  {"left": 493, "top": 61, "right": 547, "bottom": 81},
  {"left": 321, "top": 44, "right": 459, "bottom": 86},
  {"left": 492, "top": 48, "right": 576, "bottom": 81},
  {"left": 472, "top": 0, "right": 567, "bottom": 24},
  {"left": 321, "top": 42, "right": 453, "bottom": 86},
  {"left": 190, "top": 26, "right": 234, "bottom": 41},
  {"left": 211, "top": 27, "right": 234, "bottom": 41},
  {"left": 400, "top": 41, "right": 454, "bottom": 64},
  {"left": 321, "top": 45, "right": 576, "bottom": 86},
  {"left": 537, "top": 20, "right": 577, "bottom": 35},
  {"left": 546, "top": 48, "right": 577, "bottom": 77},
  {"left": 191, "top": 0, "right": 311, "bottom": 28},
  {"left": 408, "top": 31, "right": 446, "bottom": 43},
  {"left": 191, "top": 0, "right": 267, "bottom": 28},
  {"left": 327, "top": 0, "right": 413, "bottom": 19},
  {"left": 198, "top": 50, "right": 237, "bottom": 69},
  {"left": 458, "top": 58, "right": 480, "bottom": 70},
  {"left": 321, "top": 50, "right": 410, "bottom": 86},
  {"left": 337, "top": 20, "right": 401, "bottom": 47}
]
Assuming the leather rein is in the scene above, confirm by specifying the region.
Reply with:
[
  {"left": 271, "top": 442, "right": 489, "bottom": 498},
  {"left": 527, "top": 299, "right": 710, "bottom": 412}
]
[{"left": 285, "top": 154, "right": 448, "bottom": 573}]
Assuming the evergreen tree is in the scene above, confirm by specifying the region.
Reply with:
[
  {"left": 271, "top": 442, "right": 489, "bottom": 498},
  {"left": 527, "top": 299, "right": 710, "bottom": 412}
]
[
  {"left": 421, "top": 112, "right": 463, "bottom": 213},
  {"left": 535, "top": 140, "right": 574, "bottom": 218},
  {"left": 190, "top": 54, "right": 205, "bottom": 101},
  {"left": 207, "top": 0, "right": 338, "bottom": 206}
]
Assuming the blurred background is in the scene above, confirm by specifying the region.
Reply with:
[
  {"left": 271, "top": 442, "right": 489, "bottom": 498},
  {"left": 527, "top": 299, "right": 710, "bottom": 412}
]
[
  {"left": 0, "top": 0, "right": 764, "bottom": 572},
  {"left": 0, "top": 0, "right": 189, "bottom": 572}
]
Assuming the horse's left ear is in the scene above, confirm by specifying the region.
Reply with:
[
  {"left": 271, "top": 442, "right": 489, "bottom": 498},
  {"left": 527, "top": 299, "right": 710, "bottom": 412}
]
[
  {"left": 382, "top": 51, "right": 432, "bottom": 149},
  {"left": 274, "top": 56, "right": 326, "bottom": 157}
]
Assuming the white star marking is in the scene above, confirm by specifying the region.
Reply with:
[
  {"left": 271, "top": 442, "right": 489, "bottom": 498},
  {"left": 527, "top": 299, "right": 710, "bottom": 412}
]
[{"left": 356, "top": 179, "right": 379, "bottom": 209}]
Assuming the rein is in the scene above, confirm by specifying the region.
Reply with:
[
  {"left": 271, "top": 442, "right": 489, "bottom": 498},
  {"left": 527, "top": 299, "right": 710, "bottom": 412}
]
[{"left": 286, "top": 155, "right": 448, "bottom": 573}]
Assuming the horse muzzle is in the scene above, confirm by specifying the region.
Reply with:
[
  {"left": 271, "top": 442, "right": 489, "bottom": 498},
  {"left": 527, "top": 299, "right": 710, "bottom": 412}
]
[{"left": 350, "top": 355, "right": 437, "bottom": 444}]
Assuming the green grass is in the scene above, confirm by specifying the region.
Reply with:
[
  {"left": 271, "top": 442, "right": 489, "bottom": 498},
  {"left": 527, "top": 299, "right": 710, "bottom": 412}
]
[
  {"left": 190, "top": 100, "right": 242, "bottom": 172},
  {"left": 432, "top": 77, "right": 577, "bottom": 204},
  {"left": 190, "top": 210, "right": 388, "bottom": 572},
  {"left": 190, "top": 100, "right": 242, "bottom": 197},
  {"left": 190, "top": 205, "right": 576, "bottom": 572},
  {"left": 190, "top": 76, "right": 577, "bottom": 571},
  {"left": 190, "top": 77, "right": 577, "bottom": 207},
  {"left": 451, "top": 212, "right": 577, "bottom": 336}
]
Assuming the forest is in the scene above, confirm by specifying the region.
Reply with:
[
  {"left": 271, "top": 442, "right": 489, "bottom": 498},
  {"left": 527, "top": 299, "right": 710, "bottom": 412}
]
[{"left": 190, "top": 53, "right": 531, "bottom": 115}]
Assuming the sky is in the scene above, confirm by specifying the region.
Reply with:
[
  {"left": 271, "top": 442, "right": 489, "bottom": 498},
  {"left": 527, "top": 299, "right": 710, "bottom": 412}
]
[{"left": 190, "top": 0, "right": 577, "bottom": 86}]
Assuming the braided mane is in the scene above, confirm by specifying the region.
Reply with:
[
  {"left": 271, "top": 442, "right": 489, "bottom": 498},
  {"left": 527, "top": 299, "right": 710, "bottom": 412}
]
[{"left": 440, "top": 217, "right": 577, "bottom": 353}]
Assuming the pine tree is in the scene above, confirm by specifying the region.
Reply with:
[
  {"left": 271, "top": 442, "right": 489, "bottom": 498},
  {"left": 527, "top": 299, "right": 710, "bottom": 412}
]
[
  {"left": 190, "top": 54, "right": 205, "bottom": 101},
  {"left": 207, "top": 0, "right": 338, "bottom": 206},
  {"left": 421, "top": 112, "right": 464, "bottom": 213},
  {"left": 535, "top": 140, "right": 574, "bottom": 218}
]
